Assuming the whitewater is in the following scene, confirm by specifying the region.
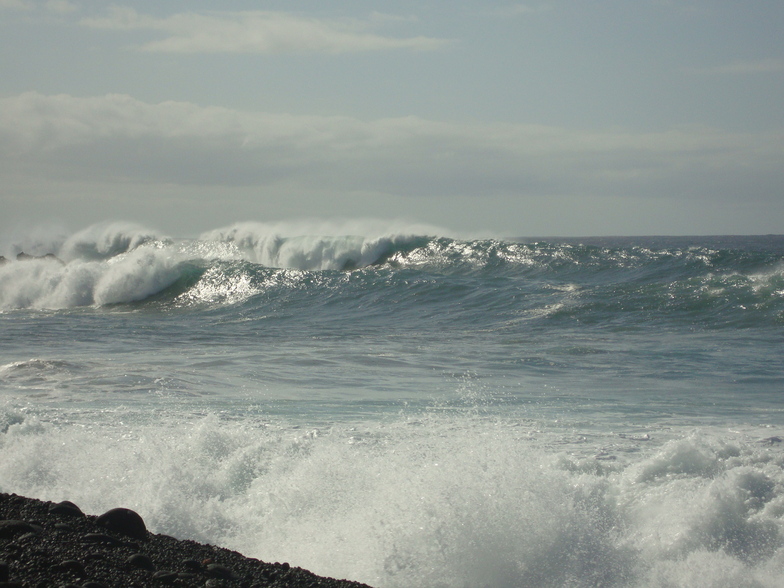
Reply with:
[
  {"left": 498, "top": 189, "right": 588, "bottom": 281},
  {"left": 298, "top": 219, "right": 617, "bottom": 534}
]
[{"left": 1, "top": 221, "right": 784, "bottom": 588}]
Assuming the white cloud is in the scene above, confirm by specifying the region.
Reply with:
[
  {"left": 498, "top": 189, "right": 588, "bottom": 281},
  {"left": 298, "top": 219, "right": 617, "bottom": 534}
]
[
  {"left": 80, "top": 7, "right": 449, "bottom": 54},
  {"left": 0, "top": 92, "right": 782, "bottom": 205}
]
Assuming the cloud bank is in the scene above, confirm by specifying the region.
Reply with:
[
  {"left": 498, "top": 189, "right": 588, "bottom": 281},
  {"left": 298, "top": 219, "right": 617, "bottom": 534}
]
[
  {"left": 2, "top": 92, "right": 782, "bottom": 204},
  {"left": 80, "top": 7, "right": 449, "bottom": 54}
]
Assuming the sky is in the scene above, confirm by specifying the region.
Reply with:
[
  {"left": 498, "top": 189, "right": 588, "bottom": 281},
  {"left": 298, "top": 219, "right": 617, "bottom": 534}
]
[{"left": 1, "top": 0, "right": 783, "bottom": 238}]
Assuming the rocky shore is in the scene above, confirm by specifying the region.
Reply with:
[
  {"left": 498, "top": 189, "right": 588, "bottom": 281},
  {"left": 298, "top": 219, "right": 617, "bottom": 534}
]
[{"left": 0, "top": 493, "right": 374, "bottom": 588}]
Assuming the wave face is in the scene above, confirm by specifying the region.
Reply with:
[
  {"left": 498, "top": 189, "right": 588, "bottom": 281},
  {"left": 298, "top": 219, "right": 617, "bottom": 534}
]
[
  {"left": 1, "top": 223, "right": 784, "bottom": 587},
  {"left": 1, "top": 224, "right": 782, "bottom": 332}
]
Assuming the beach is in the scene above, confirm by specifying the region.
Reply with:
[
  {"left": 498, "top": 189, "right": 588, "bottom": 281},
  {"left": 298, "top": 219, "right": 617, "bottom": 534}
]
[{"left": 0, "top": 492, "right": 373, "bottom": 588}]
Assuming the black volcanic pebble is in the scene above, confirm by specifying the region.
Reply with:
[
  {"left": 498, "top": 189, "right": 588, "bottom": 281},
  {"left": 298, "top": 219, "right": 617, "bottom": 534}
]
[
  {"left": 16, "top": 532, "right": 39, "bottom": 543},
  {"left": 49, "top": 501, "right": 85, "bottom": 518},
  {"left": 151, "top": 570, "right": 179, "bottom": 583},
  {"left": 55, "top": 559, "right": 87, "bottom": 577},
  {"left": 0, "top": 521, "right": 42, "bottom": 539},
  {"left": 126, "top": 553, "right": 155, "bottom": 571},
  {"left": 95, "top": 508, "right": 147, "bottom": 540},
  {"left": 206, "top": 563, "right": 236, "bottom": 579},
  {"left": 82, "top": 533, "right": 126, "bottom": 546}
]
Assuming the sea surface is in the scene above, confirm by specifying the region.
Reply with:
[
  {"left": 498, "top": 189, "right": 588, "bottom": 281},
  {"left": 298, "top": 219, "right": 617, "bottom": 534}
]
[{"left": 1, "top": 222, "right": 784, "bottom": 587}]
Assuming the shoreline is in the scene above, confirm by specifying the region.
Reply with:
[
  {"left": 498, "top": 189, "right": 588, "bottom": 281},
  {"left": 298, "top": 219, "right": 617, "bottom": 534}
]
[{"left": 0, "top": 492, "right": 374, "bottom": 588}]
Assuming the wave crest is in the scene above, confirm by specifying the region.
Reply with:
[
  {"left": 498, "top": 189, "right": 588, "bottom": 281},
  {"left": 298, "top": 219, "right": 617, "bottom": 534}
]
[
  {"left": 59, "top": 222, "right": 167, "bottom": 262},
  {"left": 200, "top": 221, "right": 433, "bottom": 271},
  {"left": 0, "top": 245, "right": 184, "bottom": 310}
]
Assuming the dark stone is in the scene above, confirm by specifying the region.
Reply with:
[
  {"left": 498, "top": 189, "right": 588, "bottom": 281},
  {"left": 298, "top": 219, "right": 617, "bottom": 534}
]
[
  {"left": 0, "top": 562, "right": 8, "bottom": 582},
  {"left": 95, "top": 508, "right": 147, "bottom": 540},
  {"left": 126, "top": 553, "right": 155, "bottom": 571},
  {"left": 206, "top": 563, "right": 236, "bottom": 579},
  {"left": 84, "top": 554, "right": 104, "bottom": 564},
  {"left": 181, "top": 558, "right": 201, "bottom": 570},
  {"left": 49, "top": 501, "right": 84, "bottom": 518},
  {"left": 0, "top": 521, "right": 42, "bottom": 539},
  {"left": 151, "top": 570, "right": 178, "bottom": 583},
  {"left": 81, "top": 533, "right": 124, "bottom": 546},
  {"left": 17, "top": 532, "right": 40, "bottom": 543},
  {"left": 81, "top": 583, "right": 109, "bottom": 588},
  {"left": 54, "top": 560, "right": 86, "bottom": 577}
]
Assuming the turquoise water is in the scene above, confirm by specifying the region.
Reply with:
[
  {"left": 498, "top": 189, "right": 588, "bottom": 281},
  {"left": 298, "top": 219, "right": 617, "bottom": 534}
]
[{"left": 1, "top": 223, "right": 784, "bottom": 587}]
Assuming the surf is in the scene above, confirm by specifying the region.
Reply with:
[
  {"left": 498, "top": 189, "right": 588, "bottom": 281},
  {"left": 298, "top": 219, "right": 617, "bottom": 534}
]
[{"left": 1, "top": 408, "right": 783, "bottom": 588}]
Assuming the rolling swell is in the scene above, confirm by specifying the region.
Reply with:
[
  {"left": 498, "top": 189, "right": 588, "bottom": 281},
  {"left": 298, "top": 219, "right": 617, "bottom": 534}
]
[{"left": 0, "top": 224, "right": 782, "bottom": 331}]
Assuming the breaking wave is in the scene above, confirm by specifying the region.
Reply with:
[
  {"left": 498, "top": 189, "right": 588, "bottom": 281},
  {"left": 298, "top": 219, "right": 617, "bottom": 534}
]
[{"left": 0, "top": 222, "right": 782, "bottom": 328}]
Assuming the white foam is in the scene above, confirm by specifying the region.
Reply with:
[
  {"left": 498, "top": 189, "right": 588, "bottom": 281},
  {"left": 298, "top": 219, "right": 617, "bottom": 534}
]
[
  {"left": 0, "top": 245, "right": 183, "bottom": 309},
  {"left": 93, "top": 247, "right": 182, "bottom": 305},
  {"left": 58, "top": 221, "right": 167, "bottom": 262},
  {"left": 200, "top": 220, "right": 441, "bottom": 270},
  {"left": 1, "top": 411, "right": 782, "bottom": 587}
]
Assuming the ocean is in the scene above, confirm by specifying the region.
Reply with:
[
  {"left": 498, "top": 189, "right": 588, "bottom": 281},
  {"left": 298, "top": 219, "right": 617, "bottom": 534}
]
[{"left": 1, "top": 221, "right": 783, "bottom": 587}]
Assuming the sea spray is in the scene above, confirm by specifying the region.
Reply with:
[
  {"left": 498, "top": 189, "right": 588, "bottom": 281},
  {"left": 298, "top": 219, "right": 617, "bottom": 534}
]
[
  {"left": 200, "top": 221, "right": 433, "bottom": 271},
  {"left": 0, "top": 246, "right": 184, "bottom": 309},
  {"left": 58, "top": 221, "right": 167, "bottom": 262},
  {"left": 1, "top": 411, "right": 783, "bottom": 588}
]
